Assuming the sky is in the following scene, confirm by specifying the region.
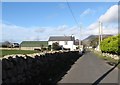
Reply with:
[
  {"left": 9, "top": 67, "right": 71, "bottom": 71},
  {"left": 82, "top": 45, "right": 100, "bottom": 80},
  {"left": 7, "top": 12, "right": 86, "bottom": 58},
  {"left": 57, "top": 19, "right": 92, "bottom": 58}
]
[{"left": 1, "top": 2, "right": 119, "bottom": 43}]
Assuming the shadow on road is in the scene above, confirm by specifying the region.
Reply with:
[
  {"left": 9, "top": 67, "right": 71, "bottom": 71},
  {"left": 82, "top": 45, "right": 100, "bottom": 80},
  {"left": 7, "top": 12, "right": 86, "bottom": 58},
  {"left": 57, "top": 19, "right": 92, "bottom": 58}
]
[{"left": 92, "top": 61, "right": 120, "bottom": 85}]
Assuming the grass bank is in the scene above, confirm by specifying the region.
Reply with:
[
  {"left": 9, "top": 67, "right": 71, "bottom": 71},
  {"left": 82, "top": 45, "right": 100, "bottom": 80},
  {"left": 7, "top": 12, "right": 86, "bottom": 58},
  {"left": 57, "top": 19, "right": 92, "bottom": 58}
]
[{"left": 91, "top": 49, "right": 120, "bottom": 69}]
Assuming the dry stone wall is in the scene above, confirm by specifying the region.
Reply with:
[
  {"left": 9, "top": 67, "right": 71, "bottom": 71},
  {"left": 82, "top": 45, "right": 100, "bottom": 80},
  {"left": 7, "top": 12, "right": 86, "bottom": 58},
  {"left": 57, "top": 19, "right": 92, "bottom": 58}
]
[
  {"left": 102, "top": 53, "right": 119, "bottom": 60},
  {"left": 2, "top": 51, "right": 81, "bottom": 85}
]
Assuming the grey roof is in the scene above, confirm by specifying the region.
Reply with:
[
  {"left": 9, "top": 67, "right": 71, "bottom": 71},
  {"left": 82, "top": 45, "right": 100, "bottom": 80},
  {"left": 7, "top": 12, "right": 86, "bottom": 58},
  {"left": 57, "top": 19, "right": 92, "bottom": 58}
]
[{"left": 49, "top": 36, "right": 75, "bottom": 41}]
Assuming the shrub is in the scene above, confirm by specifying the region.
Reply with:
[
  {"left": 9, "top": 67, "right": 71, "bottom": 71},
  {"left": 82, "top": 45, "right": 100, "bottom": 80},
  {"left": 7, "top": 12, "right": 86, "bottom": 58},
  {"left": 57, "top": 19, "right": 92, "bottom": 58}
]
[
  {"left": 48, "top": 45, "right": 51, "bottom": 51},
  {"left": 52, "top": 42, "right": 62, "bottom": 50},
  {"left": 100, "top": 34, "right": 120, "bottom": 55}
]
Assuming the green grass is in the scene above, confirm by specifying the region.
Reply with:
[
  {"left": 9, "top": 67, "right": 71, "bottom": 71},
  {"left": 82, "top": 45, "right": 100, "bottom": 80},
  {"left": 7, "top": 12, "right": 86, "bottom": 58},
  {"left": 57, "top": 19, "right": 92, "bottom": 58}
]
[
  {"left": 0, "top": 50, "right": 39, "bottom": 57},
  {"left": 93, "top": 50, "right": 120, "bottom": 69}
]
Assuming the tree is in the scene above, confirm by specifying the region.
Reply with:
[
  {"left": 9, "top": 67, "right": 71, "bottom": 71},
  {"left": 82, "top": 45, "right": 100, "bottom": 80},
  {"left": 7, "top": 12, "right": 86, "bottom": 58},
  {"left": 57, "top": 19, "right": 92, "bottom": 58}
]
[
  {"left": 52, "top": 42, "right": 61, "bottom": 50},
  {"left": 48, "top": 45, "right": 51, "bottom": 51},
  {"left": 89, "top": 38, "right": 98, "bottom": 48}
]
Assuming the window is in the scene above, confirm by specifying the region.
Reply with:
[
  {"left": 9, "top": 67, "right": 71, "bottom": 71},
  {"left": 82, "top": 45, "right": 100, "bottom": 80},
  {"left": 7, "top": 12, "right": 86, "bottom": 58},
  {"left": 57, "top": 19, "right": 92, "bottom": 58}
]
[{"left": 64, "top": 41, "right": 68, "bottom": 45}]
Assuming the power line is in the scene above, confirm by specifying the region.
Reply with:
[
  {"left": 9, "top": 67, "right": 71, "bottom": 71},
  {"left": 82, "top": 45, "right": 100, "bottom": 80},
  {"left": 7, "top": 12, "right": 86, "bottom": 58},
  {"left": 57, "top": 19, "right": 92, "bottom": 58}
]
[
  {"left": 66, "top": 0, "right": 79, "bottom": 27},
  {"left": 66, "top": 0, "right": 82, "bottom": 47}
]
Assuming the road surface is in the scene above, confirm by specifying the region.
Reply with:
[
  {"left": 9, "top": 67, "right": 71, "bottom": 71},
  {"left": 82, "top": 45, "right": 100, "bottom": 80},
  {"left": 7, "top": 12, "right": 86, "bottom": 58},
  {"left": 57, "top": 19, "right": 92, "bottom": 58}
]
[
  {"left": 0, "top": 60, "right": 2, "bottom": 85},
  {"left": 59, "top": 50, "right": 119, "bottom": 84}
]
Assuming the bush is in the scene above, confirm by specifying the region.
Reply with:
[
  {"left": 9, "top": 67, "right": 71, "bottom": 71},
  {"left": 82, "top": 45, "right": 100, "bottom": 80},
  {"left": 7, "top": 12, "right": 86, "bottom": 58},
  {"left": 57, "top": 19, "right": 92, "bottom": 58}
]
[
  {"left": 41, "top": 47, "right": 47, "bottom": 51},
  {"left": 52, "top": 42, "right": 62, "bottom": 50},
  {"left": 48, "top": 45, "right": 51, "bottom": 51},
  {"left": 100, "top": 34, "right": 120, "bottom": 55}
]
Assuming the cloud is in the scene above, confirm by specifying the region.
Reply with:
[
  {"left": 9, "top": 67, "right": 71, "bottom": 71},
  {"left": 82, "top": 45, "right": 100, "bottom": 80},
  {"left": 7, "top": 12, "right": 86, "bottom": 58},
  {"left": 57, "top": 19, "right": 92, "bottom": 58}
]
[
  {"left": 99, "top": 5, "right": 119, "bottom": 23},
  {"left": 2, "top": 5, "right": 119, "bottom": 43},
  {"left": 86, "top": 21, "right": 118, "bottom": 35},
  {"left": 0, "top": 22, "right": 2, "bottom": 42},
  {"left": 86, "top": 22, "right": 118, "bottom": 36},
  {"left": 2, "top": 21, "right": 94, "bottom": 42},
  {"left": 2, "top": 23, "right": 36, "bottom": 42},
  {"left": 80, "top": 8, "right": 95, "bottom": 17},
  {"left": 2, "top": 21, "right": 118, "bottom": 43},
  {"left": 87, "top": 23, "right": 117, "bottom": 35},
  {"left": 1, "top": 23, "right": 83, "bottom": 42},
  {"left": 34, "top": 28, "right": 45, "bottom": 33},
  {"left": 58, "top": 3, "right": 66, "bottom": 9},
  {"left": 87, "top": 22, "right": 99, "bottom": 30},
  {"left": 46, "top": 13, "right": 58, "bottom": 20},
  {"left": 86, "top": 5, "right": 118, "bottom": 36},
  {"left": 56, "top": 25, "right": 68, "bottom": 31}
]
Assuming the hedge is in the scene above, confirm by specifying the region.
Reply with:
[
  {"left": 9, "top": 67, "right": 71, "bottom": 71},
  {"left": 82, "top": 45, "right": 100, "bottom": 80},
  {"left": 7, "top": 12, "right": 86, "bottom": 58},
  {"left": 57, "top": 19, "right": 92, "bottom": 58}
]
[{"left": 100, "top": 34, "right": 120, "bottom": 55}]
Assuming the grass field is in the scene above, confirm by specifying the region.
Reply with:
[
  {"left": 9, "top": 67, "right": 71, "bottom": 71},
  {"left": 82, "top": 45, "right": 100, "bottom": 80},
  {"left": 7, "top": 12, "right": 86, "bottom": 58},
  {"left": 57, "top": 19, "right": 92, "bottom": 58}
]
[{"left": 0, "top": 50, "right": 39, "bottom": 57}]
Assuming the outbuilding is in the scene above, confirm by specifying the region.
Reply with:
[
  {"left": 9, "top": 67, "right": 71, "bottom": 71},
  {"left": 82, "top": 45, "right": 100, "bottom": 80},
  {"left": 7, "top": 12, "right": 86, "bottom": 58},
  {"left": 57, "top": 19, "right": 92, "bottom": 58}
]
[{"left": 20, "top": 41, "right": 48, "bottom": 50}]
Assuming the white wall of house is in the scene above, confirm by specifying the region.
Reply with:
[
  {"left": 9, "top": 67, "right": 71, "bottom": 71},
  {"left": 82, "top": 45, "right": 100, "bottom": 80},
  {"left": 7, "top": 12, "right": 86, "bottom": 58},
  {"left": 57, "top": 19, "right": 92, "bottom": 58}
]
[{"left": 48, "top": 41, "right": 76, "bottom": 51}]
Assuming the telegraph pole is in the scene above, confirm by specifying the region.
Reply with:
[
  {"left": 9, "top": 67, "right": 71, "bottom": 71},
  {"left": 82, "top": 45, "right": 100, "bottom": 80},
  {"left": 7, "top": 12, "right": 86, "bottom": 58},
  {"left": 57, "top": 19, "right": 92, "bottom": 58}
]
[
  {"left": 98, "top": 21, "right": 101, "bottom": 51},
  {"left": 98, "top": 21, "right": 103, "bottom": 51},
  {"left": 100, "top": 22, "right": 103, "bottom": 41},
  {"left": 79, "top": 24, "right": 81, "bottom": 50}
]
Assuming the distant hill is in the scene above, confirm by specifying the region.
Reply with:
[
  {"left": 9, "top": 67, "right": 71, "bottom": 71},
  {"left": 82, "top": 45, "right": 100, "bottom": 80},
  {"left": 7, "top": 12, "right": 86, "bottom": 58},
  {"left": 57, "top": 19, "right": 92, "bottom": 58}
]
[{"left": 82, "top": 34, "right": 113, "bottom": 47}]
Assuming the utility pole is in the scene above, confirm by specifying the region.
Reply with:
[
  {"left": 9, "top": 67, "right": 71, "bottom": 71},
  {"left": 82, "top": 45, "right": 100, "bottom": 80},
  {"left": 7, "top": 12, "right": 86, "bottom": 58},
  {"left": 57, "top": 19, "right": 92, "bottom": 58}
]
[
  {"left": 79, "top": 24, "right": 82, "bottom": 51},
  {"left": 71, "top": 34, "right": 74, "bottom": 51},
  {"left": 98, "top": 21, "right": 102, "bottom": 51},
  {"left": 98, "top": 21, "right": 100, "bottom": 51},
  {"left": 100, "top": 22, "right": 103, "bottom": 41}
]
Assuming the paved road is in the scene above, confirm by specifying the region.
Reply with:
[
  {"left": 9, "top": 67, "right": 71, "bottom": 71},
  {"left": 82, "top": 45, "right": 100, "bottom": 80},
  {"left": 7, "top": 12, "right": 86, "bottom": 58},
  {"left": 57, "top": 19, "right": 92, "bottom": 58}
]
[
  {"left": 59, "top": 50, "right": 119, "bottom": 84},
  {"left": 0, "top": 60, "right": 2, "bottom": 85}
]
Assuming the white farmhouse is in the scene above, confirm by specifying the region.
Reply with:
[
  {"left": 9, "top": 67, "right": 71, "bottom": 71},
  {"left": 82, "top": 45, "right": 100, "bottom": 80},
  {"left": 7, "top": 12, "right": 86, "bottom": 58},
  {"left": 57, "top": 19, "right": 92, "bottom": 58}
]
[{"left": 48, "top": 36, "right": 76, "bottom": 51}]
